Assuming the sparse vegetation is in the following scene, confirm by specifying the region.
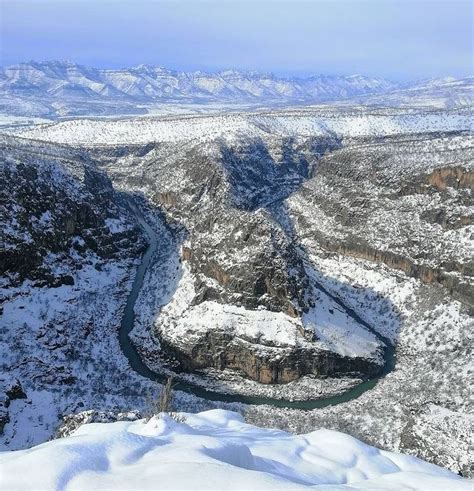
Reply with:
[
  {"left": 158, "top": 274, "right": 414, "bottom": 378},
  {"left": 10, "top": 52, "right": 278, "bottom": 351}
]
[{"left": 145, "top": 377, "right": 186, "bottom": 423}]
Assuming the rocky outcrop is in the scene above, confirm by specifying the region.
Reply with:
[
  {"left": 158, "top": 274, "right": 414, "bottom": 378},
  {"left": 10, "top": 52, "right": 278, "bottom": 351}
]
[
  {"left": 159, "top": 330, "right": 382, "bottom": 384},
  {"left": 318, "top": 239, "right": 474, "bottom": 309},
  {"left": 79, "top": 135, "right": 386, "bottom": 384},
  {"left": 0, "top": 379, "right": 27, "bottom": 435},
  {"left": 55, "top": 410, "right": 142, "bottom": 439},
  {"left": 289, "top": 132, "right": 473, "bottom": 310},
  {"left": 182, "top": 228, "right": 309, "bottom": 316},
  {"left": 426, "top": 166, "right": 474, "bottom": 191},
  {"left": 399, "top": 166, "right": 474, "bottom": 195},
  {"left": 135, "top": 136, "right": 339, "bottom": 316},
  {"left": 0, "top": 136, "right": 145, "bottom": 285},
  {"left": 420, "top": 208, "right": 473, "bottom": 230}
]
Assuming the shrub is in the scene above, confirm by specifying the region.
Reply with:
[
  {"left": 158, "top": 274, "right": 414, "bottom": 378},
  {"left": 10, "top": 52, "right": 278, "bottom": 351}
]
[{"left": 145, "top": 376, "right": 186, "bottom": 423}]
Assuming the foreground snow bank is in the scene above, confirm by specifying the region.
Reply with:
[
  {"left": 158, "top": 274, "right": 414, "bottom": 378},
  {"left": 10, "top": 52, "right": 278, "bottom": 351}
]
[{"left": 0, "top": 410, "right": 469, "bottom": 490}]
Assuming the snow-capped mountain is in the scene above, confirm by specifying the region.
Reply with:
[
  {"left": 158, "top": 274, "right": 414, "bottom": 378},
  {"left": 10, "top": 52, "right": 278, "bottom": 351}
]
[
  {"left": 0, "top": 61, "right": 399, "bottom": 117},
  {"left": 2, "top": 61, "right": 472, "bottom": 118},
  {"left": 0, "top": 61, "right": 395, "bottom": 102}
]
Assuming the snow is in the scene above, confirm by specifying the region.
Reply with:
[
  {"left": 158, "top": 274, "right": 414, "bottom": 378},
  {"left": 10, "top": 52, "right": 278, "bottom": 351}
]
[
  {"left": 0, "top": 256, "right": 156, "bottom": 451},
  {"left": 1, "top": 102, "right": 472, "bottom": 477},
  {"left": 156, "top": 263, "right": 382, "bottom": 361},
  {"left": 104, "top": 217, "right": 128, "bottom": 233},
  {"left": 0, "top": 409, "right": 468, "bottom": 490},
  {"left": 0, "top": 62, "right": 396, "bottom": 116},
  {"left": 0, "top": 114, "right": 52, "bottom": 127},
  {"left": 11, "top": 107, "right": 471, "bottom": 146},
  {"left": 158, "top": 263, "right": 304, "bottom": 348},
  {"left": 244, "top": 249, "right": 473, "bottom": 475}
]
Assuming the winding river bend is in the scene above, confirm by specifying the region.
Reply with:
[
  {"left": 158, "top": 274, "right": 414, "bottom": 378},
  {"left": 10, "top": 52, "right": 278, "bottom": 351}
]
[{"left": 119, "top": 204, "right": 395, "bottom": 410}]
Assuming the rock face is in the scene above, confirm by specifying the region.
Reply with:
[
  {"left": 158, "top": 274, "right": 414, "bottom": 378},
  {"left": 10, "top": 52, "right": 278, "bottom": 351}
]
[
  {"left": 0, "top": 135, "right": 155, "bottom": 452},
  {"left": 160, "top": 331, "right": 382, "bottom": 384},
  {"left": 287, "top": 132, "right": 474, "bottom": 309},
  {"left": 0, "top": 135, "right": 144, "bottom": 286},
  {"left": 0, "top": 379, "right": 27, "bottom": 435},
  {"left": 93, "top": 136, "right": 342, "bottom": 315}
]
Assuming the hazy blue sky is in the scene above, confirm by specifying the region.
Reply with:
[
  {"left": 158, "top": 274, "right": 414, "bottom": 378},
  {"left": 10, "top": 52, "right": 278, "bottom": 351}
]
[{"left": 1, "top": 0, "right": 472, "bottom": 80}]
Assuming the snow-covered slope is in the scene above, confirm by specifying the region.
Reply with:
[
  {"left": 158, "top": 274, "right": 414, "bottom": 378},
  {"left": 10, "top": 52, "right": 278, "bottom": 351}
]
[
  {"left": 0, "top": 409, "right": 469, "bottom": 491},
  {"left": 356, "top": 76, "right": 474, "bottom": 109},
  {"left": 13, "top": 107, "right": 472, "bottom": 145},
  {"left": 0, "top": 135, "right": 153, "bottom": 450}
]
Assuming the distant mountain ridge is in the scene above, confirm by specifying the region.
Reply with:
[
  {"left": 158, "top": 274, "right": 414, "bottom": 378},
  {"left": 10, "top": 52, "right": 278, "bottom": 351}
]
[
  {"left": 0, "top": 61, "right": 472, "bottom": 117},
  {"left": 0, "top": 60, "right": 395, "bottom": 102}
]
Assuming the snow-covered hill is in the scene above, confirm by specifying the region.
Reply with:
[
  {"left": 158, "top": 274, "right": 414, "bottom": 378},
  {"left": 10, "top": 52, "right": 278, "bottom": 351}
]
[
  {"left": 356, "top": 76, "right": 474, "bottom": 109},
  {"left": 12, "top": 106, "right": 472, "bottom": 145},
  {"left": 0, "top": 409, "right": 470, "bottom": 490}
]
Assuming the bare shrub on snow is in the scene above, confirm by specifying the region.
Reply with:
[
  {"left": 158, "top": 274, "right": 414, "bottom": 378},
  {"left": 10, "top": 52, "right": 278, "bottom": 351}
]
[{"left": 145, "top": 377, "right": 186, "bottom": 423}]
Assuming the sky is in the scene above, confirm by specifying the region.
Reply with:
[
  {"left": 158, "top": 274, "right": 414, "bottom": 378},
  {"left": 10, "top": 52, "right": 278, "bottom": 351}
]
[{"left": 0, "top": 0, "right": 472, "bottom": 81}]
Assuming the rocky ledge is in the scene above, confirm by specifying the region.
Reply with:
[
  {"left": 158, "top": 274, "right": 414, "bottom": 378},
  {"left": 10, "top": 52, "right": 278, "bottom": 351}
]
[{"left": 159, "top": 330, "right": 383, "bottom": 384}]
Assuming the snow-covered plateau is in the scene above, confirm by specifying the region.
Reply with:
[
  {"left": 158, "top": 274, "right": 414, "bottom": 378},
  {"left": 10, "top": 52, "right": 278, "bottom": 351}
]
[
  {"left": 1, "top": 102, "right": 473, "bottom": 485},
  {"left": 13, "top": 107, "right": 472, "bottom": 145},
  {"left": 0, "top": 409, "right": 470, "bottom": 490}
]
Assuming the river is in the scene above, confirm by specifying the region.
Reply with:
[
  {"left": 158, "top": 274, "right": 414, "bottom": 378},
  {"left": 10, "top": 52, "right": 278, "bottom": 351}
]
[{"left": 119, "top": 203, "right": 395, "bottom": 410}]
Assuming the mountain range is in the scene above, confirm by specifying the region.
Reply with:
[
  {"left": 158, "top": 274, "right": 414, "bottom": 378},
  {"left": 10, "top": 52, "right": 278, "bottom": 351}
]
[{"left": 1, "top": 61, "right": 472, "bottom": 118}]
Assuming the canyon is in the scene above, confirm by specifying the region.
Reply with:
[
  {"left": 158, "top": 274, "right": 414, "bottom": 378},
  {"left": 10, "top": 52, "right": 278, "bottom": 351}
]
[{"left": 1, "top": 104, "right": 472, "bottom": 477}]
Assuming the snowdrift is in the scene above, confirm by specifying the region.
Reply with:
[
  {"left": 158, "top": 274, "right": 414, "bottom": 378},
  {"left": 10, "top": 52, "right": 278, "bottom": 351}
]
[{"left": 0, "top": 409, "right": 469, "bottom": 490}]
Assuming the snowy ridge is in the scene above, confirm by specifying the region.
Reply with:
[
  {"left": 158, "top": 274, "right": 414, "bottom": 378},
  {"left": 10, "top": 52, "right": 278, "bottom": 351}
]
[
  {"left": 1, "top": 62, "right": 472, "bottom": 119},
  {"left": 12, "top": 107, "right": 472, "bottom": 145},
  {"left": 0, "top": 61, "right": 395, "bottom": 109},
  {"left": 357, "top": 76, "right": 474, "bottom": 109},
  {"left": 0, "top": 409, "right": 469, "bottom": 490}
]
